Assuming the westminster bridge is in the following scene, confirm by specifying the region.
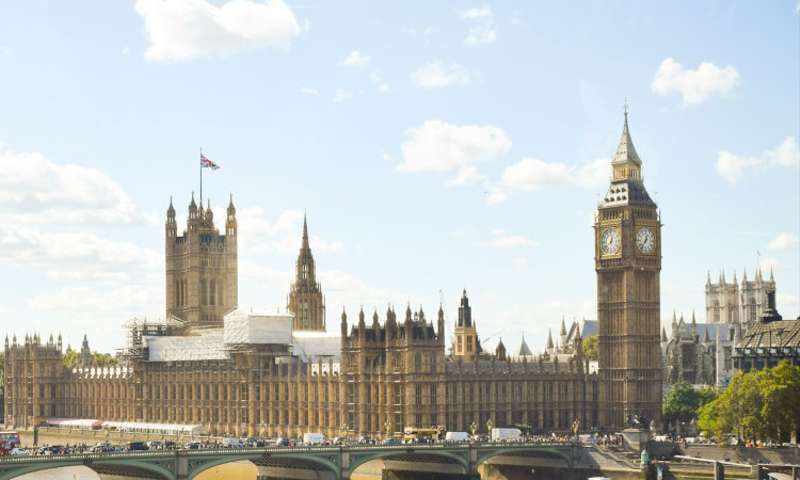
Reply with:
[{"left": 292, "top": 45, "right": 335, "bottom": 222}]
[{"left": 0, "top": 442, "right": 627, "bottom": 480}]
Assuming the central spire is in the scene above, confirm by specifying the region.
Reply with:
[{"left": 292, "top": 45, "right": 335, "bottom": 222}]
[
  {"left": 302, "top": 212, "right": 309, "bottom": 249},
  {"left": 613, "top": 108, "right": 641, "bottom": 166}
]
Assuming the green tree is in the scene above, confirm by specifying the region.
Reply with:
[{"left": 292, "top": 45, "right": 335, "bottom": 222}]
[
  {"left": 663, "top": 381, "right": 717, "bottom": 429},
  {"left": 582, "top": 335, "right": 598, "bottom": 361},
  {"left": 697, "top": 362, "right": 800, "bottom": 443},
  {"left": 63, "top": 348, "right": 79, "bottom": 368},
  {"left": 63, "top": 349, "right": 118, "bottom": 369}
]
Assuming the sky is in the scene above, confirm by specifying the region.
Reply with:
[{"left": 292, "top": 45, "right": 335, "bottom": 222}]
[{"left": 0, "top": 0, "right": 798, "bottom": 354}]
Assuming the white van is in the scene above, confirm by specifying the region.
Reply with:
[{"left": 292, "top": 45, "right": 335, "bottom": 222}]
[
  {"left": 222, "top": 437, "right": 243, "bottom": 448},
  {"left": 444, "top": 431, "right": 469, "bottom": 442},
  {"left": 303, "top": 432, "right": 325, "bottom": 445}
]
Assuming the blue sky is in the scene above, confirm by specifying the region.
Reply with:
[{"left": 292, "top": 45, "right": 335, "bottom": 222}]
[{"left": 0, "top": 1, "right": 797, "bottom": 353}]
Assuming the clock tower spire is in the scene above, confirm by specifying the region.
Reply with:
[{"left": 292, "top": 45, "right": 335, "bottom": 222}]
[{"left": 595, "top": 110, "right": 662, "bottom": 429}]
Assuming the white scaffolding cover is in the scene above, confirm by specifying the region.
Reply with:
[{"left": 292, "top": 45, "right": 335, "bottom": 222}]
[
  {"left": 223, "top": 310, "right": 293, "bottom": 345},
  {"left": 144, "top": 332, "right": 227, "bottom": 362},
  {"left": 292, "top": 330, "right": 341, "bottom": 361}
]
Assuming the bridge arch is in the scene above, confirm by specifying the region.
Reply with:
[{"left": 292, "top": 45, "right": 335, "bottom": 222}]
[
  {"left": 476, "top": 446, "right": 572, "bottom": 468},
  {"left": 187, "top": 451, "right": 340, "bottom": 480},
  {"left": 346, "top": 448, "right": 469, "bottom": 478},
  {"left": 1, "top": 458, "right": 175, "bottom": 480}
]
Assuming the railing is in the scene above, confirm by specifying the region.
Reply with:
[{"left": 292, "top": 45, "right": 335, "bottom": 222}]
[{"left": 0, "top": 441, "right": 577, "bottom": 463}]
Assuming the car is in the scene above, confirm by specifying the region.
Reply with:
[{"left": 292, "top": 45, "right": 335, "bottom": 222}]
[
  {"left": 9, "top": 448, "right": 29, "bottom": 456},
  {"left": 185, "top": 441, "right": 201, "bottom": 450},
  {"left": 381, "top": 438, "right": 400, "bottom": 445},
  {"left": 274, "top": 437, "right": 289, "bottom": 447}
]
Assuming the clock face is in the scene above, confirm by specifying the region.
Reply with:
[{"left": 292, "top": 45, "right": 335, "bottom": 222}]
[
  {"left": 600, "top": 227, "right": 621, "bottom": 255},
  {"left": 636, "top": 227, "right": 656, "bottom": 254}
]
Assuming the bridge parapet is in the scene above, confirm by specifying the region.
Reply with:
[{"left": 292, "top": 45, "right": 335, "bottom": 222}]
[{"left": 0, "top": 442, "right": 582, "bottom": 480}]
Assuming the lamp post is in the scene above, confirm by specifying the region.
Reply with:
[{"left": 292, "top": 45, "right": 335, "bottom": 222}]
[
  {"left": 571, "top": 418, "right": 581, "bottom": 469},
  {"left": 384, "top": 418, "right": 392, "bottom": 440}
]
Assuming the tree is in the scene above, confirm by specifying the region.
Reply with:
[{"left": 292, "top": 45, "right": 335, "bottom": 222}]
[
  {"left": 62, "top": 349, "right": 118, "bottom": 368},
  {"left": 663, "top": 381, "right": 717, "bottom": 430},
  {"left": 697, "top": 362, "right": 800, "bottom": 443},
  {"left": 582, "top": 335, "right": 598, "bottom": 361}
]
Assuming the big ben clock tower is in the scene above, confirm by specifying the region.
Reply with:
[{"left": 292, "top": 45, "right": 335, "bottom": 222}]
[{"left": 595, "top": 110, "right": 662, "bottom": 429}]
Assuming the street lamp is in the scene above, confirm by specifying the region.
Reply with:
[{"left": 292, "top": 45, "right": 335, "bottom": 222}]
[{"left": 384, "top": 418, "right": 392, "bottom": 439}]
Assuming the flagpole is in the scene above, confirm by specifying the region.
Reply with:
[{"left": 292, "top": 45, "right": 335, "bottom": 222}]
[{"left": 199, "top": 148, "right": 203, "bottom": 206}]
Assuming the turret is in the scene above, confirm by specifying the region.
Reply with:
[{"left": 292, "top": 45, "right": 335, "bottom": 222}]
[
  {"left": 358, "top": 307, "right": 366, "bottom": 331},
  {"left": 188, "top": 192, "right": 199, "bottom": 229},
  {"left": 340, "top": 308, "right": 348, "bottom": 337},
  {"left": 661, "top": 326, "right": 668, "bottom": 343},
  {"left": 495, "top": 338, "right": 507, "bottom": 361},
  {"left": 80, "top": 334, "right": 92, "bottom": 368},
  {"left": 166, "top": 196, "right": 177, "bottom": 239},
  {"left": 437, "top": 304, "right": 445, "bottom": 340},
  {"left": 226, "top": 194, "right": 237, "bottom": 237},
  {"left": 204, "top": 199, "right": 214, "bottom": 224},
  {"left": 457, "top": 290, "right": 472, "bottom": 327}
]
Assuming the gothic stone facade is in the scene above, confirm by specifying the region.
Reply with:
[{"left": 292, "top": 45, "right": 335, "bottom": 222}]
[
  {"left": 4, "top": 115, "right": 656, "bottom": 436},
  {"left": 594, "top": 111, "right": 663, "bottom": 428},
  {"left": 705, "top": 268, "right": 775, "bottom": 331}
]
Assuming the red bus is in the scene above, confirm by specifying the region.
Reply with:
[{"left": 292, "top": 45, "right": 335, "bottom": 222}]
[{"left": 0, "top": 431, "right": 21, "bottom": 454}]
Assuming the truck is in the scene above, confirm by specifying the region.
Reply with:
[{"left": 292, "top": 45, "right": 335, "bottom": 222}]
[
  {"left": 444, "top": 431, "right": 469, "bottom": 442},
  {"left": 302, "top": 432, "right": 325, "bottom": 445},
  {"left": 490, "top": 428, "right": 521, "bottom": 442}
]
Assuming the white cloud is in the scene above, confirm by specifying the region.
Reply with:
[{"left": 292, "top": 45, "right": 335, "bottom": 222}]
[
  {"left": 30, "top": 285, "right": 161, "bottom": 314},
  {"left": 134, "top": 0, "right": 301, "bottom": 62},
  {"left": 768, "top": 232, "right": 799, "bottom": 251},
  {"left": 369, "top": 71, "right": 390, "bottom": 93},
  {"left": 651, "top": 58, "right": 739, "bottom": 105},
  {"left": 397, "top": 120, "right": 511, "bottom": 187},
  {"left": 0, "top": 147, "right": 146, "bottom": 225},
  {"left": 0, "top": 225, "right": 161, "bottom": 282},
  {"left": 0, "top": 46, "right": 12, "bottom": 57},
  {"left": 333, "top": 88, "right": 353, "bottom": 103},
  {"left": 340, "top": 50, "right": 370, "bottom": 67},
  {"left": 487, "top": 157, "right": 609, "bottom": 205},
  {"left": 717, "top": 136, "right": 800, "bottom": 184},
  {"left": 300, "top": 87, "right": 319, "bottom": 96},
  {"left": 411, "top": 62, "right": 471, "bottom": 89},
  {"left": 461, "top": 6, "right": 496, "bottom": 46},
  {"left": 446, "top": 166, "right": 484, "bottom": 187},
  {"left": 234, "top": 207, "right": 343, "bottom": 255}
]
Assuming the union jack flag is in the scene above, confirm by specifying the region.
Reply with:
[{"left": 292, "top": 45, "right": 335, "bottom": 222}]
[{"left": 200, "top": 153, "right": 220, "bottom": 170}]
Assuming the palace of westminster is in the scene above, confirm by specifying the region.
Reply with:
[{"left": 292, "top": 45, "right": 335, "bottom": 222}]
[{"left": 2, "top": 115, "right": 681, "bottom": 437}]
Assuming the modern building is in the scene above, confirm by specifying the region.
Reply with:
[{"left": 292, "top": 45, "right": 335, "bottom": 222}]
[{"left": 4, "top": 114, "right": 660, "bottom": 436}]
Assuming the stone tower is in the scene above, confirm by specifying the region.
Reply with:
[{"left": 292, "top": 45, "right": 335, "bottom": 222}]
[
  {"left": 79, "top": 334, "right": 91, "bottom": 368},
  {"left": 287, "top": 215, "right": 326, "bottom": 331},
  {"left": 740, "top": 267, "right": 775, "bottom": 328},
  {"left": 453, "top": 290, "right": 478, "bottom": 361},
  {"left": 165, "top": 194, "right": 238, "bottom": 332},
  {"left": 4, "top": 334, "right": 65, "bottom": 429},
  {"left": 705, "top": 270, "right": 740, "bottom": 325},
  {"left": 595, "top": 111, "right": 662, "bottom": 429},
  {"left": 705, "top": 267, "right": 776, "bottom": 331}
]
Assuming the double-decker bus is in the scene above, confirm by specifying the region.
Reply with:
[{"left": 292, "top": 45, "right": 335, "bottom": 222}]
[
  {"left": 402, "top": 426, "right": 445, "bottom": 443},
  {"left": 0, "top": 431, "right": 21, "bottom": 455}
]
